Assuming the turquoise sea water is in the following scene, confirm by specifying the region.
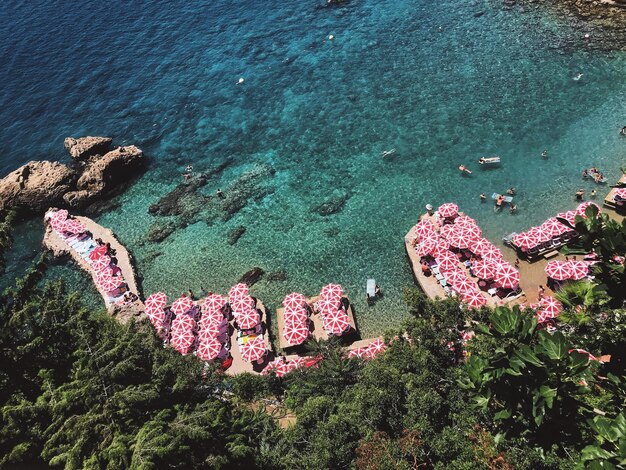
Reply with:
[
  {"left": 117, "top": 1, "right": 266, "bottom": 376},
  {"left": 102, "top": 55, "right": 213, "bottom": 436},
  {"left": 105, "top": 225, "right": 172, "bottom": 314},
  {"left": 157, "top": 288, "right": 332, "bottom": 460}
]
[{"left": 1, "top": 0, "right": 625, "bottom": 337}]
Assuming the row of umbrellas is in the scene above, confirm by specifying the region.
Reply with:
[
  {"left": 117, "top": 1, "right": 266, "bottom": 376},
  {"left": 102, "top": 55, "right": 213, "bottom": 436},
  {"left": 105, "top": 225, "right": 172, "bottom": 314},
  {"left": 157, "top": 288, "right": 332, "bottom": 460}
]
[
  {"left": 282, "top": 292, "right": 310, "bottom": 347},
  {"left": 545, "top": 260, "right": 590, "bottom": 281},
  {"left": 315, "top": 284, "right": 351, "bottom": 336},
  {"left": 228, "top": 283, "right": 268, "bottom": 362},
  {"left": 261, "top": 355, "right": 321, "bottom": 377},
  {"left": 512, "top": 202, "right": 600, "bottom": 250},
  {"left": 346, "top": 338, "right": 387, "bottom": 359},
  {"left": 522, "top": 296, "right": 564, "bottom": 323},
  {"left": 48, "top": 209, "right": 87, "bottom": 235}
]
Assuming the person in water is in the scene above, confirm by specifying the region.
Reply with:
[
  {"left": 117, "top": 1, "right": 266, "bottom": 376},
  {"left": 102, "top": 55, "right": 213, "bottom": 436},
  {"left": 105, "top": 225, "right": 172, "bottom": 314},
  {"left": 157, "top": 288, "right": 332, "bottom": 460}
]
[
  {"left": 576, "top": 188, "right": 585, "bottom": 200},
  {"left": 541, "top": 149, "right": 548, "bottom": 159},
  {"left": 574, "top": 73, "right": 583, "bottom": 81},
  {"left": 591, "top": 189, "right": 597, "bottom": 198},
  {"left": 620, "top": 126, "right": 626, "bottom": 136},
  {"left": 458, "top": 164, "right": 472, "bottom": 174},
  {"left": 582, "top": 169, "right": 589, "bottom": 178},
  {"left": 480, "top": 193, "right": 486, "bottom": 201},
  {"left": 509, "top": 203, "right": 517, "bottom": 214},
  {"left": 506, "top": 187, "right": 516, "bottom": 196}
]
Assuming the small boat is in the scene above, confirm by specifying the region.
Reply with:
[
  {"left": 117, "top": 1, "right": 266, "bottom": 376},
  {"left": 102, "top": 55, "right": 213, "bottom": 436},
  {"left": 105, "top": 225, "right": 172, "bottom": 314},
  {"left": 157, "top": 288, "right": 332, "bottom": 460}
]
[
  {"left": 478, "top": 156, "right": 501, "bottom": 165},
  {"left": 583, "top": 168, "right": 607, "bottom": 184}
]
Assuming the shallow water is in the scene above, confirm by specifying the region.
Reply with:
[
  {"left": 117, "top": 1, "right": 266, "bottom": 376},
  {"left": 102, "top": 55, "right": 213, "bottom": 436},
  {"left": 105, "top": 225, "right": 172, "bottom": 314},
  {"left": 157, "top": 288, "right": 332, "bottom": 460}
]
[{"left": 1, "top": 0, "right": 625, "bottom": 337}]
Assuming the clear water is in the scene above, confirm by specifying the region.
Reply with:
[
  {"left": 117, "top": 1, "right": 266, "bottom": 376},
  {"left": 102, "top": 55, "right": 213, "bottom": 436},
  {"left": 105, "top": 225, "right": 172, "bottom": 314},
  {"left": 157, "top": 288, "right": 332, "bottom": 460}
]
[{"left": 1, "top": 0, "right": 625, "bottom": 337}]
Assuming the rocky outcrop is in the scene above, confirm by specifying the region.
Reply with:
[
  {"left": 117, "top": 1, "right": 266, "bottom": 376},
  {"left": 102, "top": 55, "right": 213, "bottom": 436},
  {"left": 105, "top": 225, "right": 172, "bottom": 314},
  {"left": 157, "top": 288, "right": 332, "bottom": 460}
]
[
  {"left": 311, "top": 191, "right": 351, "bottom": 216},
  {"left": 238, "top": 267, "right": 265, "bottom": 287},
  {"left": 0, "top": 138, "right": 145, "bottom": 214},
  {"left": 227, "top": 225, "right": 246, "bottom": 245},
  {"left": 0, "top": 161, "right": 78, "bottom": 213},
  {"left": 64, "top": 136, "right": 112, "bottom": 160}
]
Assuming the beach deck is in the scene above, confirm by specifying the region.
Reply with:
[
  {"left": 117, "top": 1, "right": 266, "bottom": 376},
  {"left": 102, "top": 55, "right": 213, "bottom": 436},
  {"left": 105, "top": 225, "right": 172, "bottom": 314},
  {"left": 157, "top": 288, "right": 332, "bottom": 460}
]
[
  {"left": 603, "top": 174, "right": 626, "bottom": 211},
  {"left": 42, "top": 214, "right": 144, "bottom": 322},
  {"left": 275, "top": 295, "right": 357, "bottom": 350}
]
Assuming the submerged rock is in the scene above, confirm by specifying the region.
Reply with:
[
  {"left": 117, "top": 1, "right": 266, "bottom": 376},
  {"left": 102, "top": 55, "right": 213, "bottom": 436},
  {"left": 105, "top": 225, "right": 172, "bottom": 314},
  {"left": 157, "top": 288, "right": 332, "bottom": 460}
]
[
  {"left": 64, "top": 136, "right": 112, "bottom": 160},
  {"left": 239, "top": 267, "right": 265, "bottom": 286},
  {"left": 311, "top": 192, "right": 351, "bottom": 216},
  {"left": 146, "top": 221, "right": 178, "bottom": 243},
  {"left": 227, "top": 225, "right": 246, "bottom": 245},
  {"left": 149, "top": 175, "right": 210, "bottom": 217},
  {"left": 267, "top": 269, "right": 287, "bottom": 282}
]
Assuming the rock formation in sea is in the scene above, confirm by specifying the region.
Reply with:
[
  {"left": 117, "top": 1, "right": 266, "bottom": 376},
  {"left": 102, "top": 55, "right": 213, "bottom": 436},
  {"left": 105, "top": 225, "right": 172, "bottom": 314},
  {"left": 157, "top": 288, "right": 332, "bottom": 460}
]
[{"left": 0, "top": 137, "right": 145, "bottom": 214}]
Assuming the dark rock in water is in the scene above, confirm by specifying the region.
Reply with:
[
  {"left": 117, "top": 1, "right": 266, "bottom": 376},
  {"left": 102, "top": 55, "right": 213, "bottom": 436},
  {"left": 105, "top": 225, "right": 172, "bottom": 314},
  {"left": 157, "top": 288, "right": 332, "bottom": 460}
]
[
  {"left": 149, "top": 175, "right": 210, "bottom": 217},
  {"left": 221, "top": 164, "right": 276, "bottom": 221},
  {"left": 143, "top": 250, "right": 163, "bottom": 264},
  {"left": 147, "top": 221, "right": 178, "bottom": 243},
  {"left": 83, "top": 196, "right": 121, "bottom": 216},
  {"left": 267, "top": 270, "right": 287, "bottom": 282},
  {"left": 312, "top": 192, "right": 351, "bottom": 216},
  {"left": 64, "top": 136, "right": 112, "bottom": 161},
  {"left": 474, "top": 10, "right": 485, "bottom": 17},
  {"left": 227, "top": 225, "right": 246, "bottom": 245},
  {"left": 324, "top": 227, "right": 340, "bottom": 237},
  {"left": 239, "top": 267, "right": 265, "bottom": 286}
]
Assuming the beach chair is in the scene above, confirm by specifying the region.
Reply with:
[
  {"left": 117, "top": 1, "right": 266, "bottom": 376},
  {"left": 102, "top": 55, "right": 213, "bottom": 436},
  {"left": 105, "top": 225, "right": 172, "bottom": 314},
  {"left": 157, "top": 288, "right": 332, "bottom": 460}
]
[{"left": 366, "top": 279, "right": 376, "bottom": 298}]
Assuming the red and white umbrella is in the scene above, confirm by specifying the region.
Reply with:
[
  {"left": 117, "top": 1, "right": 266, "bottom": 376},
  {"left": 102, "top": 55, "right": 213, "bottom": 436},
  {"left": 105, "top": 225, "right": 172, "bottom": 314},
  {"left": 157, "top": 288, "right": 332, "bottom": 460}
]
[
  {"left": 437, "top": 203, "right": 458, "bottom": 218},
  {"left": 364, "top": 338, "right": 387, "bottom": 358},
  {"left": 454, "top": 215, "right": 477, "bottom": 227},
  {"left": 323, "top": 309, "right": 350, "bottom": 335},
  {"left": 196, "top": 337, "right": 222, "bottom": 361},
  {"left": 171, "top": 296, "right": 194, "bottom": 315},
  {"left": 471, "top": 259, "right": 497, "bottom": 279},
  {"left": 283, "top": 321, "right": 309, "bottom": 346},
  {"left": 415, "top": 237, "right": 437, "bottom": 257},
  {"left": 283, "top": 307, "right": 308, "bottom": 323},
  {"left": 567, "top": 260, "right": 589, "bottom": 280},
  {"left": 614, "top": 188, "right": 626, "bottom": 199},
  {"left": 539, "top": 296, "right": 563, "bottom": 318},
  {"left": 557, "top": 211, "right": 577, "bottom": 225},
  {"left": 171, "top": 314, "right": 195, "bottom": 332},
  {"left": 472, "top": 238, "right": 495, "bottom": 256},
  {"left": 576, "top": 202, "right": 599, "bottom": 216},
  {"left": 198, "top": 322, "right": 221, "bottom": 339},
  {"left": 283, "top": 292, "right": 306, "bottom": 310},
  {"left": 451, "top": 277, "right": 477, "bottom": 295},
  {"left": 145, "top": 292, "right": 167, "bottom": 310},
  {"left": 228, "top": 283, "right": 249, "bottom": 300},
  {"left": 527, "top": 226, "right": 551, "bottom": 243},
  {"left": 274, "top": 360, "right": 296, "bottom": 377},
  {"left": 49, "top": 209, "right": 68, "bottom": 225},
  {"left": 199, "top": 311, "right": 222, "bottom": 330},
  {"left": 320, "top": 283, "right": 343, "bottom": 300},
  {"left": 236, "top": 308, "right": 260, "bottom": 330},
  {"left": 240, "top": 336, "right": 267, "bottom": 362},
  {"left": 62, "top": 218, "right": 87, "bottom": 234},
  {"left": 540, "top": 219, "right": 566, "bottom": 238},
  {"left": 347, "top": 347, "right": 367, "bottom": 359},
  {"left": 447, "top": 231, "right": 475, "bottom": 250},
  {"left": 545, "top": 260, "right": 571, "bottom": 281},
  {"left": 97, "top": 273, "right": 124, "bottom": 292},
  {"left": 88, "top": 245, "right": 108, "bottom": 261},
  {"left": 431, "top": 240, "right": 451, "bottom": 258},
  {"left": 231, "top": 295, "right": 255, "bottom": 314},
  {"left": 480, "top": 245, "right": 504, "bottom": 262},
  {"left": 513, "top": 232, "right": 540, "bottom": 250},
  {"left": 452, "top": 223, "right": 482, "bottom": 240},
  {"left": 462, "top": 291, "right": 487, "bottom": 309},
  {"left": 494, "top": 263, "right": 520, "bottom": 289},
  {"left": 91, "top": 255, "right": 111, "bottom": 272},
  {"left": 202, "top": 294, "right": 227, "bottom": 313},
  {"left": 145, "top": 304, "right": 165, "bottom": 326},
  {"left": 261, "top": 357, "right": 285, "bottom": 376},
  {"left": 315, "top": 298, "right": 339, "bottom": 314},
  {"left": 445, "top": 269, "right": 469, "bottom": 285},
  {"left": 440, "top": 224, "right": 455, "bottom": 240},
  {"left": 413, "top": 219, "right": 436, "bottom": 239},
  {"left": 436, "top": 256, "right": 459, "bottom": 273},
  {"left": 170, "top": 328, "right": 195, "bottom": 355}
]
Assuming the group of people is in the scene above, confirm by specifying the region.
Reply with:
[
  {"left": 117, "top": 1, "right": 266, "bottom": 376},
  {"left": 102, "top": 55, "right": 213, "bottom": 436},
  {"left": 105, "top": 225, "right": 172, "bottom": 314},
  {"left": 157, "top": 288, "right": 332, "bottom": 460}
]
[{"left": 582, "top": 167, "right": 605, "bottom": 183}]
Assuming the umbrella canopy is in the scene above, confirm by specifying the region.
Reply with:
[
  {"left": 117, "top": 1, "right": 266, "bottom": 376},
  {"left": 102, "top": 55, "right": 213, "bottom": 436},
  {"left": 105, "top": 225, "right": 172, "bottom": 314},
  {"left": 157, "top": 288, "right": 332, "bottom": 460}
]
[
  {"left": 198, "top": 321, "right": 221, "bottom": 339},
  {"left": 494, "top": 263, "right": 520, "bottom": 289},
  {"left": 365, "top": 338, "right": 387, "bottom": 359},
  {"left": 431, "top": 240, "right": 451, "bottom": 258},
  {"left": 171, "top": 296, "right": 194, "bottom": 315},
  {"left": 440, "top": 224, "right": 455, "bottom": 239},
  {"left": 49, "top": 209, "right": 68, "bottom": 225},
  {"left": 171, "top": 314, "right": 195, "bottom": 332},
  {"left": 413, "top": 219, "right": 436, "bottom": 239},
  {"left": 539, "top": 296, "right": 563, "bottom": 318},
  {"left": 567, "top": 260, "right": 589, "bottom": 280},
  {"left": 97, "top": 273, "right": 124, "bottom": 292},
  {"left": 199, "top": 311, "right": 222, "bottom": 330},
  {"left": 91, "top": 255, "right": 111, "bottom": 272},
  {"left": 513, "top": 232, "right": 540, "bottom": 250},
  {"left": 145, "top": 292, "right": 167, "bottom": 310},
  {"left": 145, "top": 304, "right": 165, "bottom": 327},
  {"left": 240, "top": 336, "right": 267, "bottom": 362},
  {"left": 438, "top": 203, "right": 459, "bottom": 218},
  {"left": 231, "top": 295, "right": 255, "bottom": 314},
  {"left": 316, "top": 297, "right": 339, "bottom": 314},
  {"left": 320, "top": 283, "right": 343, "bottom": 300},
  {"left": 576, "top": 202, "right": 600, "bottom": 216},
  {"left": 347, "top": 347, "right": 367, "bottom": 359},
  {"left": 237, "top": 308, "right": 260, "bottom": 330},
  {"left": 202, "top": 294, "right": 227, "bottom": 313},
  {"left": 62, "top": 218, "right": 87, "bottom": 234},
  {"left": 452, "top": 223, "right": 482, "bottom": 239},
  {"left": 170, "top": 328, "right": 195, "bottom": 355},
  {"left": 462, "top": 291, "right": 488, "bottom": 309},
  {"left": 480, "top": 245, "right": 504, "bottom": 262},
  {"left": 415, "top": 238, "right": 437, "bottom": 257},
  {"left": 545, "top": 260, "right": 571, "bottom": 281},
  {"left": 274, "top": 361, "right": 296, "bottom": 377},
  {"left": 540, "top": 219, "right": 567, "bottom": 238},
  {"left": 445, "top": 269, "right": 469, "bottom": 285},
  {"left": 454, "top": 215, "right": 477, "bottom": 227},
  {"left": 283, "top": 292, "right": 306, "bottom": 310},
  {"left": 228, "top": 283, "right": 249, "bottom": 300},
  {"left": 283, "top": 307, "right": 308, "bottom": 323},
  {"left": 472, "top": 238, "right": 495, "bottom": 256},
  {"left": 323, "top": 309, "right": 351, "bottom": 335},
  {"left": 261, "top": 357, "right": 285, "bottom": 376},
  {"left": 283, "top": 321, "right": 309, "bottom": 346},
  {"left": 435, "top": 256, "right": 459, "bottom": 273},
  {"left": 557, "top": 211, "right": 577, "bottom": 225},
  {"left": 196, "top": 337, "right": 221, "bottom": 361},
  {"left": 451, "top": 277, "right": 477, "bottom": 295},
  {"left": 447, "top": 231, "right": 475, "bottom": 249},
  {"left": 88, "top": 245, "right": 108, "bottom": 261},
  {"left": 472, "top": 259, "right": 497, "bottom": 279}
]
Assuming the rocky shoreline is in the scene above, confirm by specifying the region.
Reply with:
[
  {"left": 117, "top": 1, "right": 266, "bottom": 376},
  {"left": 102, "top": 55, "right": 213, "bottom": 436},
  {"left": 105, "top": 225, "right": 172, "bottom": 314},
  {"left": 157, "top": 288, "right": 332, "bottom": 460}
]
[{"left": 0, "top": 136, "right": 145, "bottom": 215}]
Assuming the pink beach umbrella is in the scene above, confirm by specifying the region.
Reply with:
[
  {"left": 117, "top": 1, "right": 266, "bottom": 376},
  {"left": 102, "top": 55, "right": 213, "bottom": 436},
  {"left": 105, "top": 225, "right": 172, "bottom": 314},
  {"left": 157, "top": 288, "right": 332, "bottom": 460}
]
[
  {"left": 347, "top": 347, "right": 368, "bottom": 359},
  {"left": 539, "top": 296, "right": 563, "bottom": 318},
  {"left": 236, "top": 308, "right": 260, "bottom": 330},
  {"left": 557, "top": 211, "right": 577, "bottom": 225},
  {"left": 415, "top": 238, "right": 437, "bottom": 257},
  {"left": 413, "top": 219, "right": 436, "bottom": 240},
  {"left": 88, "top": 245, "right": 108, "bottom": 261},
  {"left": 364, "top": 338, "right": 387, "bottom": 359},
  {"left": 447, "top": 231, "right": 475, "bottom": 250},
  {"left": 454, "top": 215, "right": 477, "bottom": 227},
  {"left": 50, "top": 209, "right": 68, "bottom": 224},
  {"left": 197, "top": 324, "right": 220, "bottom": 341},
  {"left": 323, "top": 309, "right": 351, "bottom": 335},
  {"left": 283, "top": 322, "right": 310, "bottom": 346},
  {"left": 196, "top": 337, "right": 222, "bottom": 361},
  {"left": 445, "top": 269, "right": 469, "bottom": 285},
  {"left": 576, "top": 202, "right": 600, "bottom": 216},
  {"left": 440, "top": 224, "right": 455, "bottom": 240},
  {"left": 436, "top": 256, "right": 459, "bottom": 273},
  {"left": 261, "top": 357, "right": 285, "bottom": 376},
  {"left": 315, "top": 298, "right": 338, "bottom": 315},
  {"left": 274, "top": 360, "right": 296, "bottom": 378},
  {"left": 431, "top": 240, "right": 451, "bottom": 257},
  {"left": 494, "top": 263, "right": 520, "bottom": 289},
  {"left": 62, "top": 218, "right": 87, "bottom": 235},
  {"left": 545, "top": 260, "right": 571, "bottom": 281},
  {"left": 171, "top": 314, "right": 195, "bottom": 332},
  {"left": 452, "top": 223, "right": 482, "bottom": 239},
  {"left": 437, "top": 203, "right": 459, "bottom": 218},
  {"left": 471, "top": 238, "right": 493, "bottom": 255},
  {"left": 451, "top": 277, "right": 477, "bottom": 296},
  {"left": 471, "top": 259, "right": 497, "bottom": 280},
  {"left": 202, "top": 294, "right": 227, "bottom": 313},
  {"left": 228, "top": 283, "right": 249, "bottom": 300},
  {"left": 283, "top": 292, "right": 306, "bottom": 310},
  {"left": 91, "top": 255, "right": 111, "bottom": 272},
  {"left": 199, "top": 311, "right": 222, "bottom": 330},
  {"left": 289, "top": 356, "right": 307, "bottom": 369},
  {"left": 171, "top": 296, "right": 194, "bottom": 315},
  {"left": 283, "top": 307, "right": 308, "bottom": 323},
  {"left": 320, "top": 283, "right": 343, "bottom": 300},
  {"left": 231, "top": 295, "right": 255, "bottom": 314},
  {"left": 170, "top": 328, "right": 195, "bottom": 355},
  {"left": 97, "top": 272, "right": 124, "bottom": 292},
  {"left": 480, "top": 245, "right": 504, "bottom": 262},
  {"left": 567, "top": 260, "right": 589, "bottom": 280},
  {"left": 540, "top": 219, "right": 567, "bottom": 238},
  {"left": 145, "top": 292, "right": 167, "bottom": 310},
  {"left": 513, "top": 232, "right": 540, "bottom": 250},
  {"left": 145, "top": 304, "right": 165, "bottom": 327},
  {"left": 462, "top": 291, "right": 488, "bottom": 309},
  {"left": 240, "top": 336, "right": 267, "bottom": 362}
]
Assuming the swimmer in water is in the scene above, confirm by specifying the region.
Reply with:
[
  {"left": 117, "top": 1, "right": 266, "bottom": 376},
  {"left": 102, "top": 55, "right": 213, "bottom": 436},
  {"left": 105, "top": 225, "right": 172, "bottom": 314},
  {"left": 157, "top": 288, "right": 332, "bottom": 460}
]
[
  {"left": 541, "top": 149, "right": 548, "bottom": 159},
  {"left": 458, "top": 164, "right": 472, "bottom": 174},
  {"left": 382, "top": 149, "right": 397, "bottom": 158},
  {"left": 574, "top": 73, "right": 583, "bottom": 81}
]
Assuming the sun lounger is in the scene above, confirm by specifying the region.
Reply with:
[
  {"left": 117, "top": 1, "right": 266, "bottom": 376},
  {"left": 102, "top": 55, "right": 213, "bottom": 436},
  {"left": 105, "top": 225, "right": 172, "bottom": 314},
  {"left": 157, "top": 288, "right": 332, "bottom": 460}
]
[{"left": 366, "top": 279, "right": 376, "bottom": 298}]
